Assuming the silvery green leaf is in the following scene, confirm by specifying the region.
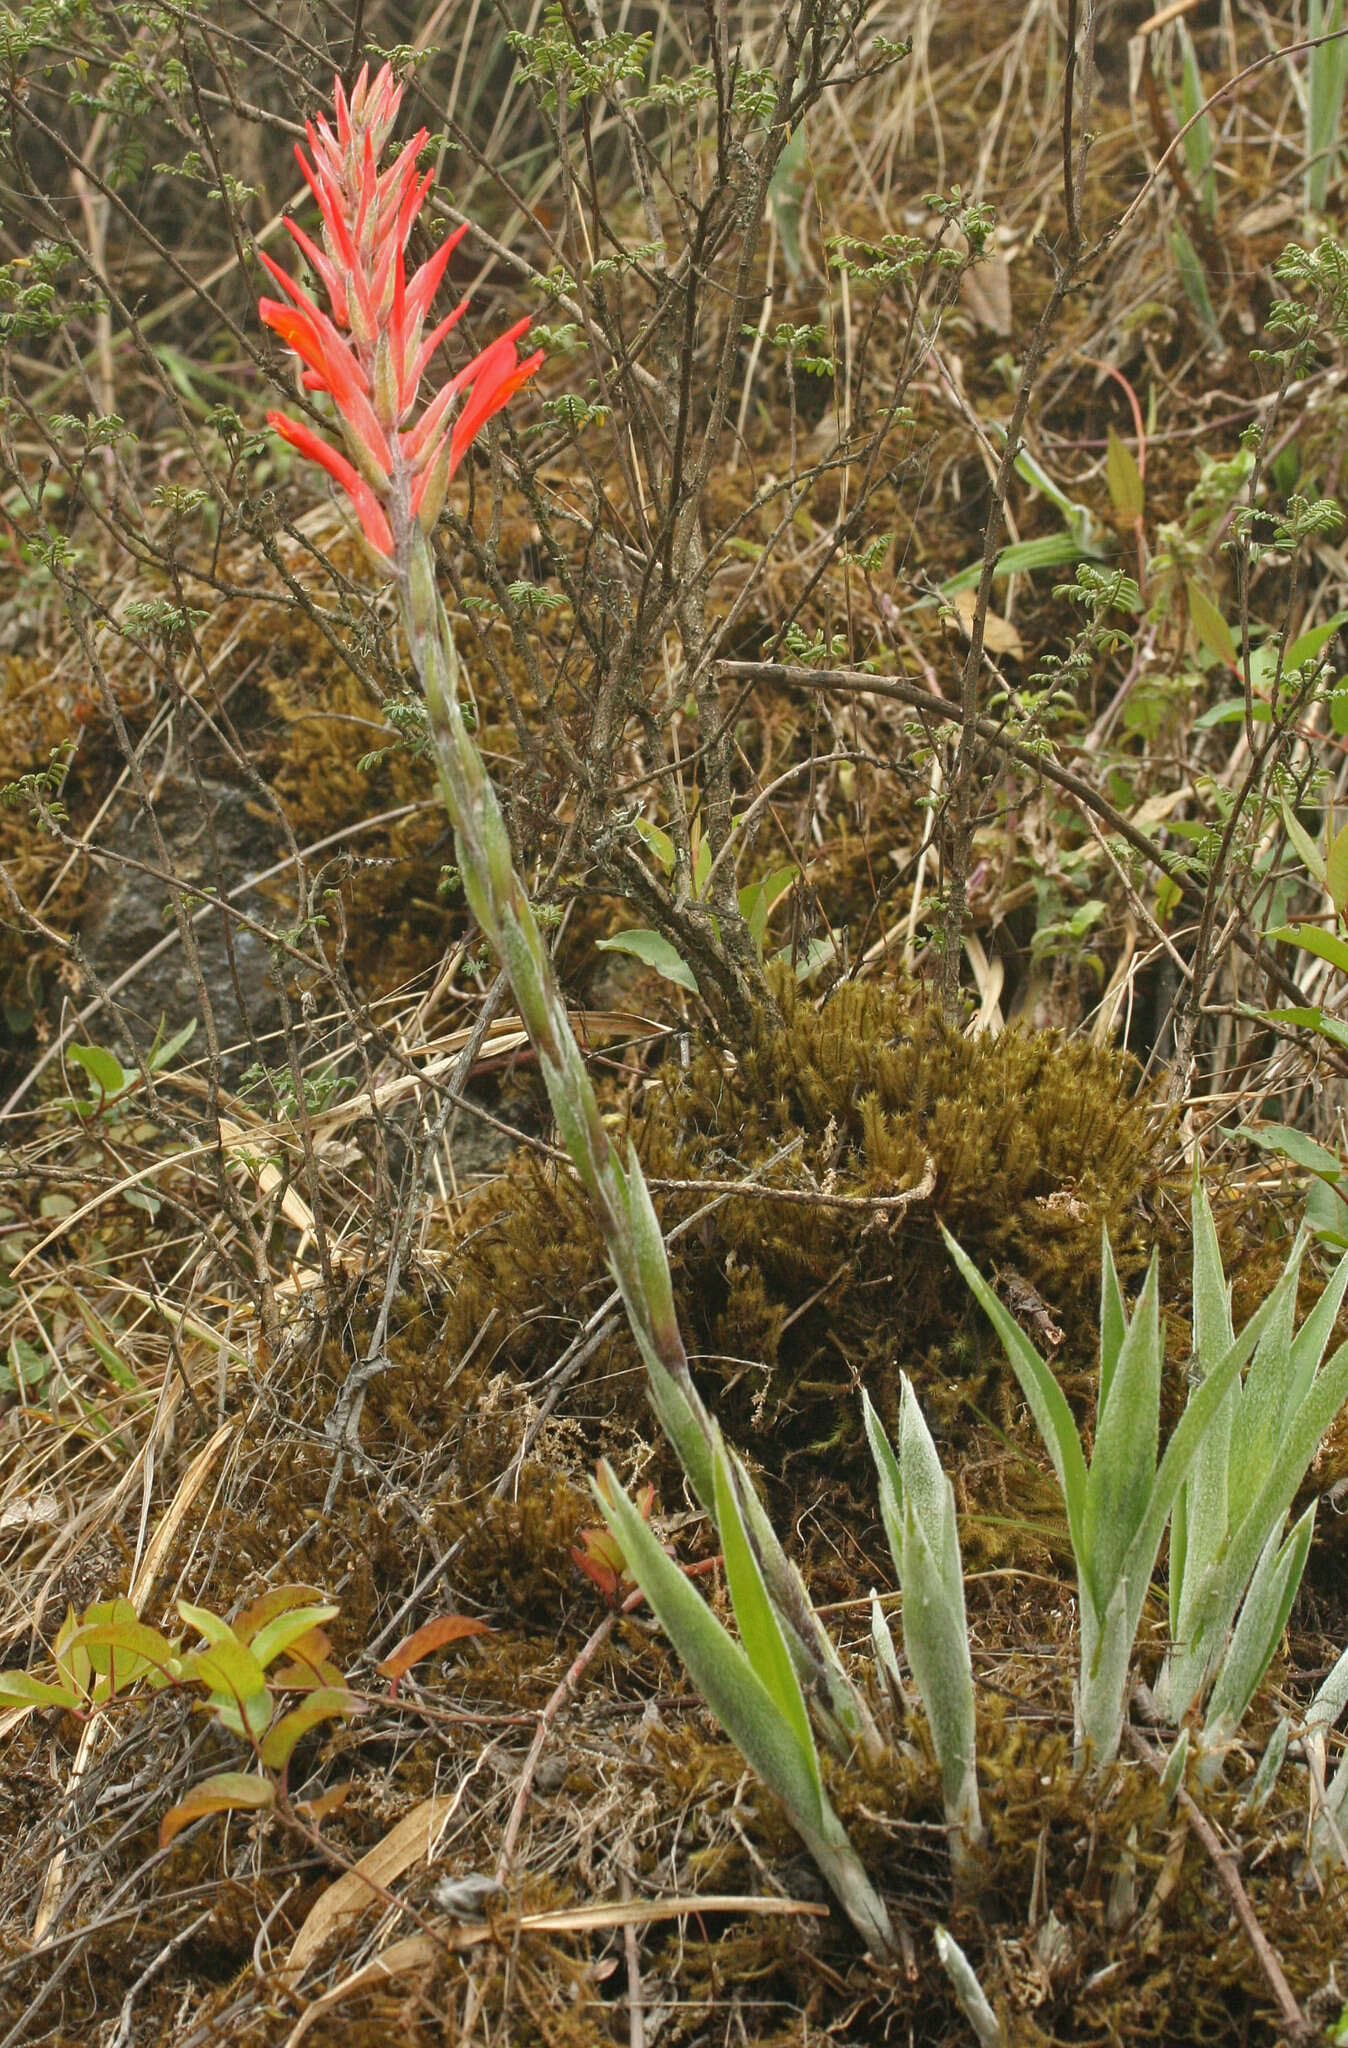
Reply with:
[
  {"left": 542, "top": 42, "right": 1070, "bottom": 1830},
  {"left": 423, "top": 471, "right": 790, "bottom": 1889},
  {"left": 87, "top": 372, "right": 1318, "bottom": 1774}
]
[
  {"left": 1228, "top": 1242, "right": 1302, "bottom": 1512},
  {"left": 943, "top": 1230, "right": 1089, "bottom": 1568},
  {"left": 897, "top": 1373, "right": 951, "bottom": 1538},
  {"left": 496, "top": 908, "right": 550, "bottom": 1037},
  {"left": 1242, "top": 1717, "right": 1290, "bottom": 1815},
  {"left": 1160, "top": 1525, "right": 1243, "bottom": 1724},
  {"left": 1128, "top": 1260, "right": 1299, "bottom": 1638},
  {"left": 595, "top": 1463, "right": 825, "bottom": 1835},
  {"left": 1097, "top": 1225, "right": 1127, "bottom": 1413},
  {"left": 1106, "top": 1825, "right": 1139, "bottom": 1930},
  {"left": 1284, "top": 1245, "right": 1348, "bottom": 1414},
  {"left": 544, "top": 1061, "right": 602, "bottom": 1208},
  {"left": 594, "top": 1466, "right": 898, "bottom": 1958},
  {"left": 864, "top": 1387, "right": 907, "bottom": 1585},
  {"left": 1174, "top": 1379, "right": 1236, "bottom": 1693},
  {"left": 1190, "top": 1179, "right": 1235, "bottom": 1372},
  {"left": 1204, "top": 1333, "right": 1348, "bottom": 1645},
  {"left": 623, "top": 1138, "right": 679, "bottom": 1343},
  {"left": 1076, "top": 1572, "right": 1136, "bottom": 1769},
  {"left": 728, "top": 1447, "right": 882, "bottom": 1765},
  {"left": 1167, "top": 1481, "right": 1191, "bottom": 1663},
  {"left": 866, "top": 1383, "right": 980, "bottom": 1839},
  {"left": 1160, "top": 1726, "right": 1190, "bottom": 1801},
  {"left": 1169, "top": 1185, "right": 1243, "bottom": 1681},
  {"left": 1084, "top": 1256, "right": 1161, "bottom": 1615},
  {"left": 1164, "top": 1239, "right": 1348, "bottom": 1730},
  {"left": 934, "top": 1926, "right": 1003, "bottom": 2047},
  {"left": 712, "top": 1439, "right": 821, "bottom": 1812},
  {"left": 1306, "top": 1642, "right": 1348, "bottom": 1741},
  {"left": 1202, "top": 1506, "right": 1316, "bottom": 1772},
  {"left": 870, "top": 1592, "right": 907, "bottom": 1711},
  {"left": 902, "top": 1495, "right": 981, "bottom": 1839},
  {"left": 1310, "top": 1748, "right": 1348, "bottom": 1880},
  {"left": 627, "top": 1331, "right": 715, "bottom": 1513}
]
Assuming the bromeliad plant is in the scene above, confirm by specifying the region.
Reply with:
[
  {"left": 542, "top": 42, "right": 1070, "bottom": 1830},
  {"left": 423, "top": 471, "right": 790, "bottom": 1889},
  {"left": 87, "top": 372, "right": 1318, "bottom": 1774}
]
[
  {"left": 949, "top": 1185, "right": 1348, "bottom": 1773},
  {"left": 258, "top": 67, "right": 897, "bottom": 1961},
  {"left": 1153, "top": 1190, "right": 1348, "bottom": 1763}
]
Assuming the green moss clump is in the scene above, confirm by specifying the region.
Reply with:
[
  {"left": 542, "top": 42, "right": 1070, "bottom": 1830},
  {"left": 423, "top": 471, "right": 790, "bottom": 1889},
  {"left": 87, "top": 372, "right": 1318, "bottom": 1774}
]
[{"left": 386, "top": 976, "right": 1171, "bottom": 1558}]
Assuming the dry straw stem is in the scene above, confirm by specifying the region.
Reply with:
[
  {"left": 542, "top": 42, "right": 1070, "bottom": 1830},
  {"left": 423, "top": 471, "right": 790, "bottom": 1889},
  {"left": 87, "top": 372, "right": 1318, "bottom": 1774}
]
[{"left": 281, "top": 1896, "right": 827, "bottom": 2048}]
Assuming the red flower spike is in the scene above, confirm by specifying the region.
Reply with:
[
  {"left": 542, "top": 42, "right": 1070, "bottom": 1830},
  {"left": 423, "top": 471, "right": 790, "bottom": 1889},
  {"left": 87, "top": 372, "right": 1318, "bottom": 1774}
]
[
  {"left": 404, "top": 227, "right": 468, "bottom": 327},
  {"left": 296, "top": 142, "right": 359, "bottom": 276},
  {"left": 450, "top": 350, "right": 544, "bottom": 477},
  {"left": 334, "top": 70, "right": 354, "bottom": 150},
  {"left": 354, "top": 132, "right": 378, "bottom": 251},
  {"left": 401, "top": 377, "right": 459, "bottom": 467},
  {"left": 260, "top": 68, "right": 543, "bottom": 552},
  {"left": 259, "top": 298, "right": 392, "bottom": 474}
]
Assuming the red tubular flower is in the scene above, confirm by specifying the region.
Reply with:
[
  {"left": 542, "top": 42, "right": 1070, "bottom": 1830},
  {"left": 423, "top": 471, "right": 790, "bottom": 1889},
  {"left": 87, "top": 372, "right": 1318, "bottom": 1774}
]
[
  {"left": 261, "top": 64, "right": 541, "bottom": 551},
  {"left": 267, "top": 411, "right": 394, "bottom": 557}
]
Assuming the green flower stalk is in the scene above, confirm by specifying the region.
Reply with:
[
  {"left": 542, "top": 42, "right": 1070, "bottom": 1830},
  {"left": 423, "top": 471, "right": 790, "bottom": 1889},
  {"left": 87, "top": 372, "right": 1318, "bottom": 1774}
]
[
  {"left": 258, "top": 64, "right": 887, "bottom": 1879},
  {"left": 257, "top": 61, "right": 697, "bottom": 1453}
]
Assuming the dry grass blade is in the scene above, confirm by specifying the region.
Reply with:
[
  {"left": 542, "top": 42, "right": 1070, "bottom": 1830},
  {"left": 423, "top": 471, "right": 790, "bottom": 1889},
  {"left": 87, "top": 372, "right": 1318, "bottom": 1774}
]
[
  {"left": 282, "top": 1897, "right": 831, "bottom": 2048},
  {"left": 283, "top": 1792, "right": 462, "bottom": 1980}
]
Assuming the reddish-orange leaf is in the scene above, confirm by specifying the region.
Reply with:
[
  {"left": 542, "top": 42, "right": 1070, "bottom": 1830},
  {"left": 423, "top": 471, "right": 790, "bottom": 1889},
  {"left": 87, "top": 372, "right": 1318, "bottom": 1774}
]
[
  {"left": 160, "top": 1772, "right": 274, "bottom": 1850},
  {"left": 376, "top": 1614, "right": 491, "bottom": 1684}
]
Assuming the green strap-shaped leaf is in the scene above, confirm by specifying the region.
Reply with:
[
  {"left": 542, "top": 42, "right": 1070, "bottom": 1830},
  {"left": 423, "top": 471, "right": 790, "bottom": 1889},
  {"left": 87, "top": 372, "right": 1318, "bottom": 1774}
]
[
  {"left": 943, "top": 1229, "right": 1089, "bottom": 1572},
  {"left": 712, "top": 1440, "right": 821, "bottom": 1812},
  {"left": 1084, "top": 1257, "right": 1161, "bottom": 1614},
  {"left": 595, "top": 1463, "right": 826, "bottom": 1838}
]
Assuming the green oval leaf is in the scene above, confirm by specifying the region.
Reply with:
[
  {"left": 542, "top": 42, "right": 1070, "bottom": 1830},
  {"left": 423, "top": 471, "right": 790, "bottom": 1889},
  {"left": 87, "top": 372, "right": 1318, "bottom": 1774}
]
[
  {"left": 67, "top": 1042, "right": 127, "bottom": 1098},
  {"left": 595, "top": 929, "right": 698, "bottom": 992},
  {"left": 1187, "top": 578, "right": 1238, "bottom": 669},
  {"left": 258, "top": 1687, "right": 359, "bottom": 1772}
]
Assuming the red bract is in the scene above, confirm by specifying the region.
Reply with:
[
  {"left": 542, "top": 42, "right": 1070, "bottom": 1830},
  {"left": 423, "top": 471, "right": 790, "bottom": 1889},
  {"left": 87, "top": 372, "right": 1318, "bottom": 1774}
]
[{"left": 260, "top": 63, "right": 542, "bottom": 557}]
